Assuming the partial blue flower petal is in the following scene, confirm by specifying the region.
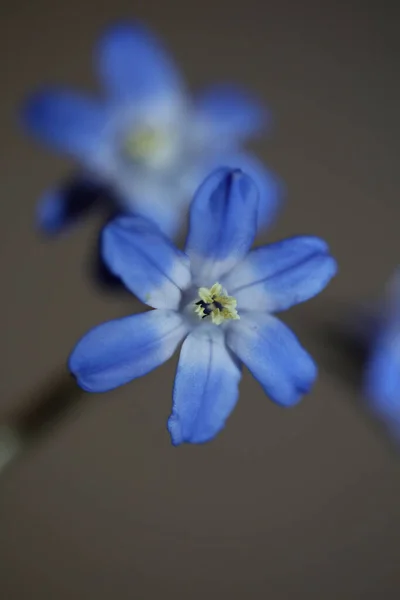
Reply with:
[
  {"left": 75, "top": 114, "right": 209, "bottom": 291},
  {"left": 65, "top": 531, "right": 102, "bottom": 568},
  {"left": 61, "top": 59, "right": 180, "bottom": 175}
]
[
  {"left": 36, "top": 177, "right": 103, "bottom": 234},
  {"left": 69, "top": 310, "right": 188, "bottom": 392},
  {"left": 22, "top": 89, "right": 108, "bottom": 158},
  {"left": 363, "top": 270, "right": 400, "bottom": 437},
  {"left": 102, "top": 215, "right": 191, "bottom": 309},
  {"left": 222, "top": 236, "right": 337, "bottom": 312},
  {"left": 96, "top": 22, "right": 183, "bottom": 103},
  {"left": 200, "top": 152, "right": 283, "bottom": 233},
  {"left": 168, "top": 326, "right": 241, "bottom": 445},
  {"left": 116, "top": 176, "right": 187, "bottom": 240},
  {"left": 130, "top": 201, "right": 184, "bottom": 241},
  {"left": 195, "top": 84, "right": 269, "bottom": 142},
  {"left": 365, "top": 327, "right": 400, "bottom": 421},
  {"left": 226, "top": 313, "right": 317, "bottom": 406},
  {"left": 185, "top": 168, "right": 259, "bottom": 286}
]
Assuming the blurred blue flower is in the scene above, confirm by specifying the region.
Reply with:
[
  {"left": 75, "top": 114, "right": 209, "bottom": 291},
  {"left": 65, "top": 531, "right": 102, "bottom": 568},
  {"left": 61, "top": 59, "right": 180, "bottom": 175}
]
[
  {"left": 23, "top": 22, "right": 281, "bottom": 238},
  {"left": 69, "top": 168, "right": 337, "bottom": 445},
  {"left": 364, "top": 270, "right": 400, "bottom": 438}
]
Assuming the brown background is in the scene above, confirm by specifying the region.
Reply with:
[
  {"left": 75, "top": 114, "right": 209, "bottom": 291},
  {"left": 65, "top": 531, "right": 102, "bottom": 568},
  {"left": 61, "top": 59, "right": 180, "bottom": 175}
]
[{"left": 1, "top": 1, "right": 400, "bottom": 598}]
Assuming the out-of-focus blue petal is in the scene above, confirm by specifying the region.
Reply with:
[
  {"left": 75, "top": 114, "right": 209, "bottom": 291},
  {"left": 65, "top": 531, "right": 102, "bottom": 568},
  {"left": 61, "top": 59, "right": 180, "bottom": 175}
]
[
  {"left": 226, "top": 313, "right": 317, "bottom": 406},
  {"left": 96, "top": 21, "right": 184, "bottom": 103},
  {"left": 200, "top": 152, "right": 283, "bottom": 232},
  {"left": 135, "top": 201, "right": 184, "bottom": 241},
  {"left": 185, "top": 168, "right": 259, "bottom": 286},
  {"left": 363, "top": 269, "right": 400, "bottom": 437},
  {"left": 102, "top": 215, "right": 191, "bottom": 309},
  {"left": 168, "top": 326, "right": 241, "bottom": 445},
  {"left": 69, "top": 310, "right": 188, "bottom": 392},
  {"left": 222, "top": 236, "right": 337, "bottom": 312},
  {"left": 22, "top": 88, "right": 108, "bottom": 158},
  {"left": 116, "top": 177, "right": 187, "bottom": 241},
  {"left": 365, "top": 327, "right": 400, "bottom": 420},
  {"left": 195, "top": 84, "right": 269, "bottom": 142},
  {"left": 36, "top": 177, "right": 103, "bottom": 234}
]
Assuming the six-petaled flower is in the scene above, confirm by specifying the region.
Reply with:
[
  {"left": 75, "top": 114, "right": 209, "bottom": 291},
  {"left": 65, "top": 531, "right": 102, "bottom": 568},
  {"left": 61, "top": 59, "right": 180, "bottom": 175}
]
[
  {"left": 69, "top": 168, "right": 337, "bottom": 445},
  {"left": 22, "top": 21, "right": 281, "bottom": 238}
]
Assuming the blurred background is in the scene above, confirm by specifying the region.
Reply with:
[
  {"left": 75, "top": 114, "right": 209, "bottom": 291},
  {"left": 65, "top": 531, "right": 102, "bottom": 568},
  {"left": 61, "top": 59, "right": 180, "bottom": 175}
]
[{"left": 1, "top": 1, "right": 400, "bottom": 598}]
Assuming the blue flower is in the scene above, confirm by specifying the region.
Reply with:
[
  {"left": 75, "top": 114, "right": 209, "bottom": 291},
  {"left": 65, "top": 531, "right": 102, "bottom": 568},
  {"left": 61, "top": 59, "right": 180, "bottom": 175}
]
[
  {"left": 364, "top": 270, "right": 400, "bottom": 438},
  {"left": 69, "top": 168, "right": 337, "bottom": 445},
  {"left": 22, "top": 22, "right": 281, "bottom": 238}
]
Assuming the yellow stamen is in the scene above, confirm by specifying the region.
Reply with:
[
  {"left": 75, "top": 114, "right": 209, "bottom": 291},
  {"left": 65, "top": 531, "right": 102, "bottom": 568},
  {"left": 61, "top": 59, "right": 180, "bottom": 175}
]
[
  {"left": 124, "top": 127, "right": 167, "bottom": 161},
  {"left": 194, "top": 282, "right": 239, "bottom": 325}
]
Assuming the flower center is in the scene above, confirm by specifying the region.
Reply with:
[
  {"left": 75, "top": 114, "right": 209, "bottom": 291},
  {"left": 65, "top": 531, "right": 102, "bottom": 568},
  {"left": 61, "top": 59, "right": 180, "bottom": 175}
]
[
  {"left": 123, "top": 126, "right": 177, "bottom": 168},
  {"left": 194, "top": 282, "right": 240, "bottom": 326}
]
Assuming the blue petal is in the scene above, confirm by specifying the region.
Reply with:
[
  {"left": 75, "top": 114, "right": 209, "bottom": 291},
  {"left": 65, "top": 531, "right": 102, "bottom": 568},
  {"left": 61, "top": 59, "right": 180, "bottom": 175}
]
[
  {"left": 22, "top": 89, "right": 108, "bottom": 158},
  {"left": 116, "top": 178, "right": 187, "bottom": 240},
  {"left": 168, "top": 326, "right": 241, "bottom": 445},
  {"left": 185, "top": 168, "right": 259, "bottom": 286},
  {"left": 222, "top": 236, "right": 337, "bottom": 312},
  {"left": 195, "top": 84, "right": 269, "bottom": 142},
  {"left": 90, "top": 213, "right": 131, "bottom": 292},
  {"left": 36, "top": 177, "right": 103, "bottom": 234},
  {"left": 226, "top": 313, "right": 317, "bottom": 406},
  {"left": 363, "top": 270, "right": 400, "bottom": 436},
  {"left": 69, "top": 310, "right": 188, "bottom": 392},
  {"left": 200, "top": 152, "right": 283, "bottom": 233},
  {"left": 96, "top": 21, "right": 183, "bottom": 103},
  {"left": 365, "top": 326, "right": 400, "bottom": 419},
  {"left": 102, "top": 215, "right": 191, "bottom": 309}
]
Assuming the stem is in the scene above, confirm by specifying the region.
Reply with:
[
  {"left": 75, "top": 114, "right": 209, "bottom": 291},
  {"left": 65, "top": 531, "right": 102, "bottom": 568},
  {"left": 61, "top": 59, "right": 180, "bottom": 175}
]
[{"left": 0, "top": 369, "right": 84, "bottom": 475}]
